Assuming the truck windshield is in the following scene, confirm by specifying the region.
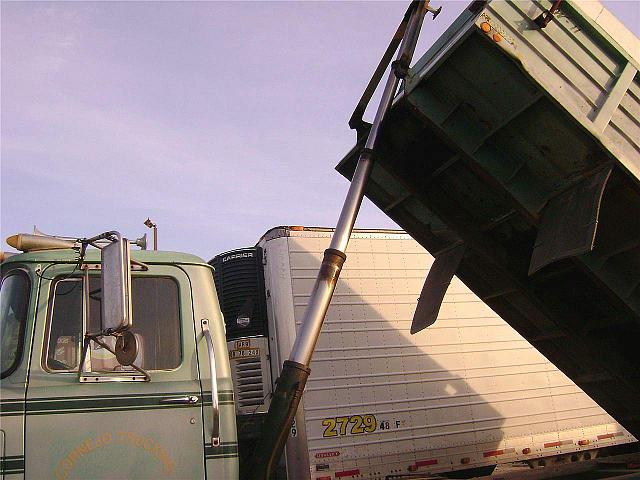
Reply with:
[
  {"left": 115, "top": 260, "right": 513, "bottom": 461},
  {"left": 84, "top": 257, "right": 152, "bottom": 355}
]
[{"left": 1, "top": 271, "right": 30, "bottom": 378}]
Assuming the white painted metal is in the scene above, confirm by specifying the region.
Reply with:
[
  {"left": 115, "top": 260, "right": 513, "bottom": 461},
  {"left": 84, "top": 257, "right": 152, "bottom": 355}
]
[{"left": 258, "top": 227, "right": 635, "bottom": 479}]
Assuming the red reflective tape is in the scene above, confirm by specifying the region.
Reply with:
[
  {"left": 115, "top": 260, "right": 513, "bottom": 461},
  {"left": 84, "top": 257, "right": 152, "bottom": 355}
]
[
  {"left": 545, "top": 440, "right": 572, "bottom": 448},
  {"left": 484, "top": 448, "right": 515, "bottom": 457},
  {"left": 416, "top": 459, "right": 438, "bottom": 467},
  {"left": 598, "top": 433, "right": 615, "bottom": 440},
  {"left": 484, "top": 449, "right": 504, "bottom": 457},
  {"left": 317, "top": 477, "right": 332, "bottom": 480},
  {"left": 335, "top": 469, "right": 360, "bottom": 478}
]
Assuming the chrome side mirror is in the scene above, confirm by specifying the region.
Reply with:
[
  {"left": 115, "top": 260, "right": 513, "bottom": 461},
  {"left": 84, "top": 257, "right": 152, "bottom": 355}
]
[{"left": 100, "top": 233, "right": 132, "bottom": 334}]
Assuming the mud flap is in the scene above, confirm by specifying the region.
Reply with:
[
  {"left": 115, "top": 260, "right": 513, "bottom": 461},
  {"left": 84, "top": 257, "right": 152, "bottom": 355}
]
[
  {"left": 529, "top": 167, "right": 612, "bottom": 275},
  {"left": 411, "top": 242, "right": 465, "bottom": 334}
]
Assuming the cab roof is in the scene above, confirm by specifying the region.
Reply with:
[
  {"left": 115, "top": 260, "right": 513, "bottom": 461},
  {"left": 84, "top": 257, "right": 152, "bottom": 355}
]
[{"left": 2, "top": 248, "right": 209, "bottom": 267}]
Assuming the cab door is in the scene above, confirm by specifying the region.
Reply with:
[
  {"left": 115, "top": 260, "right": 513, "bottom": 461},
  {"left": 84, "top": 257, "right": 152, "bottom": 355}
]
[
  {"left": 190, "top": 265, "right": 239, "bottom": 479},
  {"left": 0, "top": 267, "right": 33, "bottom": 479},
  {"left": 24, "top": 264, "right": 206, "bottom": 479}
]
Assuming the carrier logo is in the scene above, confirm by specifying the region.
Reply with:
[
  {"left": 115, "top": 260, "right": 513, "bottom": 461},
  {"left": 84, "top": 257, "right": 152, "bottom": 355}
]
[
  {"left": 315, "top": 451, "right": 340, "bottom": 459},
  {"left": 222, "top": 252, "right": 253, "bottom": 262}
]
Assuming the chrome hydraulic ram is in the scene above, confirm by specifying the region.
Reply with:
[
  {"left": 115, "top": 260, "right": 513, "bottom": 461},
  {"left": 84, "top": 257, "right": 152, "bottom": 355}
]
[{"left": 244, "top": 2, "right": 437, "bottom": 478}]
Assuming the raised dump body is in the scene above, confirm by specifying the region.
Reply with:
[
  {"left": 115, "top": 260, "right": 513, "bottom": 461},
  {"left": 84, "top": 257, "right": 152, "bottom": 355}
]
[
  {"left": 212, "top": 227, "right": 633, "bottom": 480},
  {"left": 337, "top": 1, "right": 640, "bottom": 438}
]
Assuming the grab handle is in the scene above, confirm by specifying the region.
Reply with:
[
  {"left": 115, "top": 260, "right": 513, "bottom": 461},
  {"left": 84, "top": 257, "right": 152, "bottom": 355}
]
[{"left": 201, "top": 319, "right": 220, "bottom": 447}]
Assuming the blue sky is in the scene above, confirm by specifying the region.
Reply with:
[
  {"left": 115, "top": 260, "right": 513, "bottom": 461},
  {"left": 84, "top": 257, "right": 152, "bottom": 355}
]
[{"left": 2, "top": 1, "right": 639, "bottom": 259}]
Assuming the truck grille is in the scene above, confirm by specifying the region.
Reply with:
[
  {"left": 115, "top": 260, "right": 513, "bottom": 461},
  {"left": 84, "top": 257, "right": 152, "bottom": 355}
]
[
  {"left": 227, "top": 337, "right": 272, "bottom": 414},
  {"left": 235, "top": 358, "right": 265, "bottom": 409}
]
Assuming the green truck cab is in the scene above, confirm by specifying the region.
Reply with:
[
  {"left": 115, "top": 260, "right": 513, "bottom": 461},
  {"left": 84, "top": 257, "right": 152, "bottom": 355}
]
[{"left": 1, "top": 235, "right": 238, "bottom": 479}]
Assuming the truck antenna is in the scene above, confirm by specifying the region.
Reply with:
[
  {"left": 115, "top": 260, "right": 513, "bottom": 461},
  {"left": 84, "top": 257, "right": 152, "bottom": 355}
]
[{"left": 244, "top": 1, "right": 438, "bottom": 478}]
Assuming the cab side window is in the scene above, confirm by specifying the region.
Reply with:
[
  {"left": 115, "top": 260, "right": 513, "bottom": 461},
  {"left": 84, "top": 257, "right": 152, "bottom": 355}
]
[
  {"left": 46, "top": 279, "right": 83, "bottom": 371},
  {"left": 45, "top": 276, "right": 182, "bottom": 372},
  {"left": 1, "top": 271, "right": 31, "bottom": 378},
  {"left": 130, "top": 277, "right": 181, "bottom": 369}
]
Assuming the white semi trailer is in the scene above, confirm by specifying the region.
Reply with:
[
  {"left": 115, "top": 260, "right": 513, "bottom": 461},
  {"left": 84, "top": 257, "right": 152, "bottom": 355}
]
[{"left": 211, "top": 227, "right": 635, "bottom": 480}]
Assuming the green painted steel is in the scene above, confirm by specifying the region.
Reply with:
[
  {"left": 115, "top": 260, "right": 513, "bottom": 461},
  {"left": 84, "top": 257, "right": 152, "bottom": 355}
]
[
  {"left": 337, "top": 0, "right": 640, "bottom": 439},
  {"left": 2, "top": 248, "right": 211, "bottom": 268},
  {"left": 1, "top": 254, "right": 238, "bottom": 479},
  {"left": 0, "top": 391, "right": 234, "bottom": 417}
]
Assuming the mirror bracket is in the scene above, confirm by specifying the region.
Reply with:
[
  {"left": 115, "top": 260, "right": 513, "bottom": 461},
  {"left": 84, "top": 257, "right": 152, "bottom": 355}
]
[
  {"left": 78, "top": 332, "right": 150, "bottom": 383},
  {"left": 75, "top": 230, "right": 153, "bottom": 383},
  {"left": 81, "top": 263, "right": 148, "bottom": 272}
]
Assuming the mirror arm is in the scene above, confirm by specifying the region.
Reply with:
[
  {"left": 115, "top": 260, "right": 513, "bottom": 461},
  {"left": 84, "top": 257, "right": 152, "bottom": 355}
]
[
  {"left": 130, "top": 259, "right": 149, "bottom": 271},
  {"left": 83, "top": 231, "right": 121, "bottom": 244},
  {"left": 82, "top": 232, "right": 120, "bottom": 253},
  {"left": 78, "top": 336, "right": 92, "bottom": 382},
  {"left": 79, "top": 332, "right": 150, "bottom": 382}
]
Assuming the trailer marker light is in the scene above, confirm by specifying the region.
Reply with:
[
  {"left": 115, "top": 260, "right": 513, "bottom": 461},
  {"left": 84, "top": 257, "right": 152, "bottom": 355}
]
[
  {"left": 493, "top": 33, "right": 502, "bottom": 43},
  {"left": 544, "top": 440, "right": 572, "bottom": 448},
  {"left": 481, "top": 22, "right": 491, "bottom": 32},
  {"left": 484, "top": 450, "right": 502, "bottom": 457},
  {"left": 522, "top": 448, "right": 531, "bottom": 454},
  {"left": 461, "top": 457, "right": 471, "bottom": 464},
  {"left": 335, "top": 469, "right": 359, "bottom": 478},
  {"left": 408, "top": 465, "right": 418, "bottom": 472},
  {"left": 483, "top": 448, "right": 514, "bottom": 458},
  {"left": 578, "top": 440, "right": 590, "bottom": 446}
]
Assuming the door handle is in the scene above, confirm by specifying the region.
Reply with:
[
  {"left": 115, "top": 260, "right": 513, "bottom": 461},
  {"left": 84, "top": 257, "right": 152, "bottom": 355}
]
[
  {"left": 201, "top": 319, "right": 220, "bottom": 447},
  {"left": 160, "top": 395, "right": 199, "bottom": 405}
]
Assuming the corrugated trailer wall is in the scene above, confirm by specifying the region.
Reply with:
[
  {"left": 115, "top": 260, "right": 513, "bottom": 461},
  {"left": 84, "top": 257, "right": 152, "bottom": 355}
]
[{"left": 260, "top": 229, "right": 634, "bottom": 479}]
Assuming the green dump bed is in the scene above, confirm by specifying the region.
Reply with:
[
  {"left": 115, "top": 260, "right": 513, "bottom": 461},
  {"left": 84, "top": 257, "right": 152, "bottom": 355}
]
[{"left": 337, "top": 0, "right": 640, "bottom": 437}]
